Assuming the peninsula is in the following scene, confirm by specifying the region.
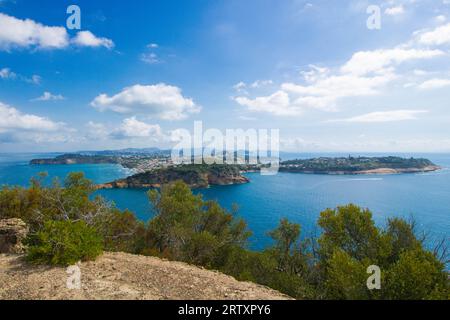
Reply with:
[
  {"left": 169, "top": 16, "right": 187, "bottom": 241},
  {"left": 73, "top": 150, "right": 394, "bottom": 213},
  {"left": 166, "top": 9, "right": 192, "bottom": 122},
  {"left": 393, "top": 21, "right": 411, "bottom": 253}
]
[
  {"left": 279, "top": 156, "right": 440, "bottom": 175},
  {"left": 96, "top": 164, "right": 250, "bottom": 189}
]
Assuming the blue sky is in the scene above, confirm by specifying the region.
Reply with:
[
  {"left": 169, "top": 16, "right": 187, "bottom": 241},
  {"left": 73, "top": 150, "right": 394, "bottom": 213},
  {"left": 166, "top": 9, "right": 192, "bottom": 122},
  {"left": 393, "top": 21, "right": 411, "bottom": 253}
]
[{"left": 1, "top": 0, "right": 450, "bottom": 152}]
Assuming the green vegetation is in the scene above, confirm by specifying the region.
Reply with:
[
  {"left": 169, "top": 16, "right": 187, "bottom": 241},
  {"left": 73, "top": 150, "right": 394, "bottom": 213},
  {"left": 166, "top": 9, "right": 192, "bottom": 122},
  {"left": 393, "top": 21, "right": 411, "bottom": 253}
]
[
  {"left": 100, "top": 164, "right": 249, "bottom": 189},
  {"left": 280, "top": 156, "right": 438, "bottom": 173},
  {"left": 0, "top": 172, "right": 448, "bottom": 299},
  {"left": 26, "top": 220, "right": 103, "bottom": 266}
]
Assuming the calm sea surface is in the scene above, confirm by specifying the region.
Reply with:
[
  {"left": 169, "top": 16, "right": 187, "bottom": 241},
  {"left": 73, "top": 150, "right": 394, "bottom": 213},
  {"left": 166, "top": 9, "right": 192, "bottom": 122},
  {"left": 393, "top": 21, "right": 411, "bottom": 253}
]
[{"left": 1, "top": 152, "right": 449, "bottom": 250}]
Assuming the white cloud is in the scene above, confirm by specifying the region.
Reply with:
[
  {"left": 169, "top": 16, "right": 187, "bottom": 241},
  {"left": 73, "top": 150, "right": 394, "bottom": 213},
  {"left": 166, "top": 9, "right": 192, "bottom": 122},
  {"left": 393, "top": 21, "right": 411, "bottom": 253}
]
[
  {"left": 300, "top": 65, "right": 329, "bottom": 82},
  {"left": 111, "top": 117, "right": 162, "bottom": 139},
  {"left": 141, "top": 52, "right": 160, "bottom": 64},
  {"left": 330, "top": 110, "right": 428, "bottom": 123},
  {"left": 91, "top": 83, "right": 200, "bottom": 120},
  {"left": 435, "top": 15, "right": 446, "bottom": 23},
  {"left": 0, "top": 13, "right": 69, "bottom": 50},
  {"left": 72, "top": 31, "right": 114, "bottom": 49},
  {"left": 0, "top": 101, "right": 74, "bottom": 145},
  {"left": 0, "top": 13, "right": 114, "bottom": 51},
  {"left": 0, "top": 67, "right": 41, "bottom": 84},
  {"left": 417, "top": 78, "right": 450, "bottom": 90},
  {"left": 250, "top": 80, "right": 273, "bottom": 88},
  {"left": 0, "top": 102, "right": 66, "bottom": 133},
  {"left": 282, "top": 72, "right": 395, "bottom": 100},
  {"left": 27, "top": 74, "right": 42, "bottom": 85},
  {"left": 235, "top": 91, "right": 297, "bottom": 116},
  {"left": 147, "top": 43, "right": 159, "bottom": 48},
  {"left": 32, "top": 91, "right": 65, "bottom": 102},
  {"left": 416, "top": 22, "right": 450, "bottom": 46},
  {"left": 233, "top": 81, "right": 247, "bottom": 94},
  {"left": 0, "top": 68, "right": 16, "bottom": 79},
  {"left": 385, "top": 6, "right": 405, "bottom": 16},
  {"left": 86, "top": 121, "right": 109, "bottom": 140},
  {"left": 341, "top": 48, "right": 444, "bottom": 76},
  {"left": 235, "top": 43, "right": 444, "bottom": 117},
  {"left": 235, "top": 72, "right": 395, "bottom": 116},
  {"left": 86, "top": 118, "right": 165, "bottom": 141}
]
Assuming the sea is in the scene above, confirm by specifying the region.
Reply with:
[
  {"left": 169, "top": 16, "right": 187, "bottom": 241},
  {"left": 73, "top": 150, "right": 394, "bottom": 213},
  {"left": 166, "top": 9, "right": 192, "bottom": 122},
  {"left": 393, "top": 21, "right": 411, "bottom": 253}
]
[{"left": 0, "top": 152, "right": 449, "bottom": 251}]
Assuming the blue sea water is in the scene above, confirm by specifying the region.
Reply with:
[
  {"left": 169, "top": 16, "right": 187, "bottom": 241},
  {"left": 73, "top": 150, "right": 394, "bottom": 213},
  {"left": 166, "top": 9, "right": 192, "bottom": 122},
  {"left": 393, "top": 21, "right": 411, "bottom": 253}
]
[{"left": 0, "top": 152, "right": 449, "bottom": 251}]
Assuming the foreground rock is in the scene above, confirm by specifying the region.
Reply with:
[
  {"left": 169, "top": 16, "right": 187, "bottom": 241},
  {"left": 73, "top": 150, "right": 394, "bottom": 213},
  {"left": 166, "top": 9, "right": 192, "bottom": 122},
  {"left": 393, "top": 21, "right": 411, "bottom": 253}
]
[
  {"left": 0, "top": 219, "right": 28, "bottom": 254},
  {"left": 0, "top": 252, "right": 291, "bottom": 300}
]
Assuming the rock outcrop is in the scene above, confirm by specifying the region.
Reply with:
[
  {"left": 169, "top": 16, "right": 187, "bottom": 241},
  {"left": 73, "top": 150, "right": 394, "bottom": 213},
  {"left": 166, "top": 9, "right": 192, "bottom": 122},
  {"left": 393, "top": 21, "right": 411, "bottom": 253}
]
[
  {"left": 0, "top": 219, "right": 29, "bottom": 254},
  {"left": 0, "top": 252, "right": 291, "bottom": 300}
]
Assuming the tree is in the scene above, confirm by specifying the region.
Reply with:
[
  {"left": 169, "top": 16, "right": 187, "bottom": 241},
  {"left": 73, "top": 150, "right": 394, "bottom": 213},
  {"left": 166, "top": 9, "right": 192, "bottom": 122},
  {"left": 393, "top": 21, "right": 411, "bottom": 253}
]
[
  {"left": 146, "top": 181, "right": 251, "bottom": 266},
  {"left": 26, "top": 220, "right": 103, "bottom": 266}
]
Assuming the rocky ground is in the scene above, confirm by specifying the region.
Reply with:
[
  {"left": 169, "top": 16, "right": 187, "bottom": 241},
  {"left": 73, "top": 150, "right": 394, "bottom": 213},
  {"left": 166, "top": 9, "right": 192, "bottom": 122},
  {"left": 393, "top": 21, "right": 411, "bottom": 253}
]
[{"left": 0, "top": 252, "right": 291, "bottom": 300}]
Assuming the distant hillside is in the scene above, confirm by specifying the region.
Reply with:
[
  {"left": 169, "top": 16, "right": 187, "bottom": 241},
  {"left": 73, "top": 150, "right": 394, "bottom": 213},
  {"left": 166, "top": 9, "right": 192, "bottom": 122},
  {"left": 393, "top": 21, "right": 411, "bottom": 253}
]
[
  {"left": 97, "top": 164, "right": 249, "bottom": 189},
  {"left": 0, "top": 252, "right": 291, "bottom": 300},
  {"left": 77, "top": 148, "right": 171, "bottom": 156},
  {"left": 30, "top": 154, "right": 120, "bottom": 165},
  {"left": 280, "top": 156, "right": 440, "bottom": 174}
]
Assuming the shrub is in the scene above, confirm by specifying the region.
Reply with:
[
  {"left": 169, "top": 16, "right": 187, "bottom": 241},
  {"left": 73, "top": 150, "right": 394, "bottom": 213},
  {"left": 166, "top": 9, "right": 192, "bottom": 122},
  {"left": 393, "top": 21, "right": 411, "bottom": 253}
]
[{"left": 26, "top": 220, "right": 103, "bottom": 266}]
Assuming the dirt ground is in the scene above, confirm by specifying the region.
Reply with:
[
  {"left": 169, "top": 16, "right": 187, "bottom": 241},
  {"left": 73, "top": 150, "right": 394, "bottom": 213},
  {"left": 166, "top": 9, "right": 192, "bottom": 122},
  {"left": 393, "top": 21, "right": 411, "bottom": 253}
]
[{"left": 0, "top": 252, "right": 291, "bottom": 300}]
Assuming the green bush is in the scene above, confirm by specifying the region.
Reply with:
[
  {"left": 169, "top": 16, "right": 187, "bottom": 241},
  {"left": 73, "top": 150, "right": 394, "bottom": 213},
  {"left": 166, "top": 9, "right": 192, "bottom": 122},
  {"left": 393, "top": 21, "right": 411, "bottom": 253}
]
[{"left": 27, "top": 220, "right": 103, "bottom": 266}]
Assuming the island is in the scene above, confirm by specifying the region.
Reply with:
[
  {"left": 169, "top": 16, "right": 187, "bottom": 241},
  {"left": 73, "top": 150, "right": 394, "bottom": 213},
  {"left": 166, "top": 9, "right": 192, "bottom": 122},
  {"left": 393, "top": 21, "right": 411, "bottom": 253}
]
[
  {"left": 279, "top": 156, "right": 440, "bottom": 175},
  {"left": 96, "top": 164, "right": 250, "bottom": 189}
]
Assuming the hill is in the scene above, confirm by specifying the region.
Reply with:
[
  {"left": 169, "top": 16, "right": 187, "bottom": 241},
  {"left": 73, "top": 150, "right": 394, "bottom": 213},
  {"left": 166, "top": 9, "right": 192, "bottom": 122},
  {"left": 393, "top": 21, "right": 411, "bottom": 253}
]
[
  {"left": 97, "top": 164, "right": 250, "bottom": 189},
  {"left": 280, "top": 156, "right": 440, "bottom": 174},
  {"left": 0, "top": 252, "right": 291, "bottom": 300}
]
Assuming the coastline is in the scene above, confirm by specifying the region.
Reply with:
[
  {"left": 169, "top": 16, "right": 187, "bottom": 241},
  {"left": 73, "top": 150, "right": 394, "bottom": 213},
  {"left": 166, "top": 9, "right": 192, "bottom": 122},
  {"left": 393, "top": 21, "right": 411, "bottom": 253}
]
[{"left": 278, "top": 165, "right": 441, "bottom": 175}]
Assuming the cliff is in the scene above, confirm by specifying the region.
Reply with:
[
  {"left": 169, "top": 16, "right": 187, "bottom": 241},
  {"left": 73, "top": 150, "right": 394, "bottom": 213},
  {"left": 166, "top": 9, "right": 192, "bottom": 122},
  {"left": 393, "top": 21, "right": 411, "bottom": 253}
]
[
  {"left": 0, "top": 252, "right": 291, "bottom": 300},
  {"left": 97, "top": 164, "right": 250, "bottom": 189}
]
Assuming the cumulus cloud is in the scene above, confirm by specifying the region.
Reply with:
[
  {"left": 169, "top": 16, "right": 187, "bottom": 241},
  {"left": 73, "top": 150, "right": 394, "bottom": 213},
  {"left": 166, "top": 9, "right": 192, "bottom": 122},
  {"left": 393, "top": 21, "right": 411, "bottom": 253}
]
[
  {"left": 32, "top": 91, "right": 65, "bottom": 102},
  {"left": 235, "top": 69, "right": 396, "bottom": 116},
  {"left": 0, "top": 13, "right": 69, "bottom": 50},
  {"left": 0, "top": 67, "right": 41, "bottom": 84},
  {"left": 86, "top": 118, "right": 165, "bottom": 141},
  {"left": 329, "top": 110, "right": 428, "bottom": 123},
  {"left": 90, "top": 83, "right": 200, "bottom": 120},
  {"left": 0, "top": 68, "right": 16, "bottom": 79},
  {"left": 250, "top": 80, "right": 273, "bottom": 88},
  {"left": 0, "top": 13, "right": 113, "bottom": 51},
  {"left": 86, "top": 121, "right": 109, "bottom": 140},
  {"left": 234, "top": 39, "right": 445, "bottom": 117},
  {"left": 341, "top": 48, "right": 443, "bottom": 76},
  {"left": 417, "top": 78, "right": 450, "bottom": 90},
  {"left": 72, "top": 31, "right": 114, "bottom": 49},
  {"left": 235, "top": 91, "right": 296, "bottom": 116},
  {"left": 111, "top": 117, "right": 163, "bottom": 139},
  {"left": 0, "top": 102, "right": 65, "bottom": 132},
  {"left": 416, "top": 22, "right": 450, "bottom": 46},
  {"left": 0, "top": 101, "right": 73, "bottom": 143}
]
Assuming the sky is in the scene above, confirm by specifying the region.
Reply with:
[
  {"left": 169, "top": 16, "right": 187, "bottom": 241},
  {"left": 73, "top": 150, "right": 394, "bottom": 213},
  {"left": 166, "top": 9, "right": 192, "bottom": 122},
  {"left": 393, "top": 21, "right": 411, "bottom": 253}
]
[{"left": 1, "top": 0, "right": 450, "bottom": 153}]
